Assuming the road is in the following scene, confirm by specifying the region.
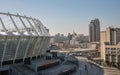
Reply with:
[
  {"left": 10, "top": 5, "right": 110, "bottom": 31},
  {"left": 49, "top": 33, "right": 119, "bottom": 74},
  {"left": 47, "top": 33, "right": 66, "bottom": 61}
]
[{"left": 72, "top": 56, "right": 104, "bottom": 75}]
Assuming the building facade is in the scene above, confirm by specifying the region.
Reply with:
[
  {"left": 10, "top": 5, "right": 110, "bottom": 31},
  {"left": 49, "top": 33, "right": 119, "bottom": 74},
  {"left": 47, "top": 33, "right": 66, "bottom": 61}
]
[
  {"left": 89, "top": 18, "right": 100, "bottom": 42},
  {"left": 100, "top": 27, "right": 120, "bottom": 68}
]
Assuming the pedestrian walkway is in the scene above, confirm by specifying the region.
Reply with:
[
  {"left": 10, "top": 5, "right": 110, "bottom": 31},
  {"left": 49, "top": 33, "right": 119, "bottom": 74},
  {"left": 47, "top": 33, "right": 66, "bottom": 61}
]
[
  {"left": 82, "top": 57, "right": 120, "bottom": 75},
  {"left": 72, "top": 56, "right": 104, "bottom": 75},
  {"left": 103, "top": 67, "right": 120, "bottom": 75},
  {"left": 87, "top": 59, "right": 120, "bottom": 75}
]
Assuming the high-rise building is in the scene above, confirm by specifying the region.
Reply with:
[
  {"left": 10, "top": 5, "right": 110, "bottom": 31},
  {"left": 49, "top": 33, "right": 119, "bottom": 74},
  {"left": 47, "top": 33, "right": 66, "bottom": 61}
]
[
  {"left": 100, "top": 27, "right": 120, "bottom": 46},
  {"left": 100, "top": 27, "right": 120, "bottom": 68},
  {"left": 89, "top": 18, "right": 100, "bottom": 42}
]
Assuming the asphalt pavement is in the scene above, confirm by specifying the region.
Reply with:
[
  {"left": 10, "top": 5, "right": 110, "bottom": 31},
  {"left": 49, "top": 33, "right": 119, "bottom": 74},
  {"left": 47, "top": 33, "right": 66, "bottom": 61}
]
[{"left": 72, "top": 56, "right": 104, "bottom": 75}]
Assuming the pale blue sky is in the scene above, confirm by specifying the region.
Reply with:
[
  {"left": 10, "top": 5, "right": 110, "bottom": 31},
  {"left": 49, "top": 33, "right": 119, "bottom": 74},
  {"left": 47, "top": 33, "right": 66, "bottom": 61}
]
[{"left": 0, "top": 0, "right": 120, "bottom": 35}]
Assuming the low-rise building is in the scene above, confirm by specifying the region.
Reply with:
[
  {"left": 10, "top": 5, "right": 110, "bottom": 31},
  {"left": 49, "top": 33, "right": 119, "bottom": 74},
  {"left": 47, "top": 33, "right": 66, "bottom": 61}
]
[
  {"left": 104, "top": 44, "right": 120, "bottom": 67},
  {"left": 79, "top": 42, "right": 90, "bottom": 49}
]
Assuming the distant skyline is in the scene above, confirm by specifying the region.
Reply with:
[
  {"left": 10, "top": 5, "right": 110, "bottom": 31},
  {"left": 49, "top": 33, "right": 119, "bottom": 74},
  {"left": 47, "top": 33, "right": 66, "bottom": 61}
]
[{"left": 0, "top": 0, "right": 120, "bottom": 35}]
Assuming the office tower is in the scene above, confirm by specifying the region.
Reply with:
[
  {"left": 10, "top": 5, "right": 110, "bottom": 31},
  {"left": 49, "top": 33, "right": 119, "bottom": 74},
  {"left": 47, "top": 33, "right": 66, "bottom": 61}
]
[{"left": 89, "top": 18, "right": 100, "bottom": 42}]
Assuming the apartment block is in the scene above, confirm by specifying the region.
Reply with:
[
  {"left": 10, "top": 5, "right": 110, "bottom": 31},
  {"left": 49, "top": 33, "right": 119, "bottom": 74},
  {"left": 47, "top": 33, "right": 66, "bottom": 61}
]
[{"left": 100, "top": 27, "right": 120, "bottom": 68}]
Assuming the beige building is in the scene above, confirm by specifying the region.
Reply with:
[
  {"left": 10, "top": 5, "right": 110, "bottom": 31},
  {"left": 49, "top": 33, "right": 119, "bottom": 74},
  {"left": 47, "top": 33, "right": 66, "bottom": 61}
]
[
  {"left": 90, "top": 42, "right": 100, "bottom": 50},
  {"left": 100, "top": 27, "right": 120, "bottom": 68}
]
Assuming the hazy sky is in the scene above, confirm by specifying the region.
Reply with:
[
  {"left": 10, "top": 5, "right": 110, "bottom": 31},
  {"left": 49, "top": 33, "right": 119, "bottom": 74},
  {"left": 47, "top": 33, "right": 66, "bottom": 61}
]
[{"left": 0, "top": 0, "right": 120, "bottom": 35}]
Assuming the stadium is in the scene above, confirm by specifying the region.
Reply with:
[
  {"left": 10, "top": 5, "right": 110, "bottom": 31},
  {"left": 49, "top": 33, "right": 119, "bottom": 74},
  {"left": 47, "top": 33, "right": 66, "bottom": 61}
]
[
  {"left": 0, "top": 12, "right": 50, "bottom": 74},
  {"left": 0, "top": 12, "right": 78, "bottom": 75}
]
